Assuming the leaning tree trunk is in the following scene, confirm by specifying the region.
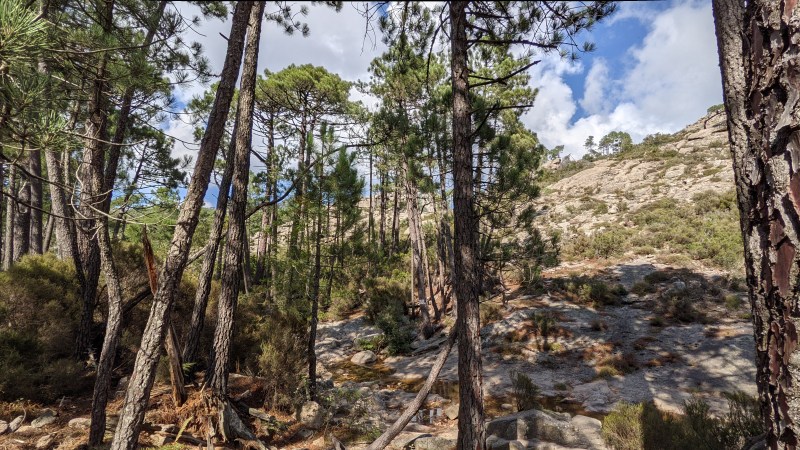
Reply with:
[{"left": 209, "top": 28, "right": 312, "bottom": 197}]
[
  {"left": 88, "top": 161, "right": 126, "bottom": 447},
  {"left": 714, "top": 1, "right": 800, "bottom": 448},
  {"left": 182, "top": 118, "right": 239, "bottom": 364},
  {"left": 206, "top": 0, "right": 262, "bottom": 401},
  {"left": 450, "top": 2, "right": 486, "bottom": 449},
  {"left": 109, "top": 4, "right": 254, "bottom": 449}
]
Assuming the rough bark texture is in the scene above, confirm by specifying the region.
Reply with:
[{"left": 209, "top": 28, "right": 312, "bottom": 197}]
[
  {"left": 207, "top": 1, "right": 262, "bottom": 399},
  {"left": 88, "top": 162, "right": 125, "bottom": 447},
  {"left": 11, "top": 167, "right": 29, "bottom": 262},
  {"left": 182, "top": 120, "right": 238, "bottom": 364},
  {"left": 2, "top": 165, "right": 15, "bottom": 270},
  {"left": 403, "top": 156, "right": 431, "bottom": 329},
  {"left": 28, "top": 149, "right": 42, "bottom": 254},
  {"left": 365, "top": 328, "right": 457, "bottom": 450},
  {"left": 75, "top": 0, "right": 114, "bottom": 360},
  {"left": 714, "top": 0, "right": 800, "bottom": 448},
  {"left": 450, "top": 2, "right": 486, "bottom": 449},
  {"left": 109, "top": 4, "right": 254, "bottom": 449},
  {"left": 307, "top": 158, "right": 323, "bottom": 401}
]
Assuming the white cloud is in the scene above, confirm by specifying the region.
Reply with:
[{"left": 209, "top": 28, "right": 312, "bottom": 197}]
[
  {"left": 523, "top": 0, "right": 722, "bottom": 158},
  {"left": 580, "top": 59, "right": 610, "bottom": 115}
]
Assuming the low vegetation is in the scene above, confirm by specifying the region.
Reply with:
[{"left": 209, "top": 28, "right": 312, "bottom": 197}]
[
  {"left": 602, "top": 391, "right": 762, "bottom": 450},
  {"left": 562, "top": 190, "right": 742, "bottom": 272}
]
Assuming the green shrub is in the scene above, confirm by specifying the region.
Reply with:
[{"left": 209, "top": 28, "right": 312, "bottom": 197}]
[
  {"left": 510, "top": 371, "right": 540, "bottom": 412},
  {"left": 724, "top": 294, "right": 743, "bottom": 310},
  {"left": 0, "top": 254, "right": 93, "bottom": 402},
  {"left": 630, "top": 281, "right": 656, "bottom": 296},
  {"left": 365, "top": 276, "right": 415, "bottom": 355},
  {"left": 602, "top": 392, "right": 762, "bottom": 450},
  {"left": 602, "top": 402, "right": 644, "bottom": 450}
]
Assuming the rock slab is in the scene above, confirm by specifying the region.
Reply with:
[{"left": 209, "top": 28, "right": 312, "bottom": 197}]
[
  {"left": 351, "top": 350, "right": 377, "bottom": 365},
  {"left": 300, "top": 401, "right": 324, "bottom": 430}
]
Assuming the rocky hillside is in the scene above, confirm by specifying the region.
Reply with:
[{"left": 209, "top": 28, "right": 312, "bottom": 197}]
[{"left": 534, "top": 110, "right": 742, "bottom": 272}]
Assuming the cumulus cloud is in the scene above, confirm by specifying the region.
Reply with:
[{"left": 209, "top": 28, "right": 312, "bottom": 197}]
[
  {"left": 580, "top": 59, "right": 611, "bottom": 115},
  {"left": 523, "top": 0, "right": 722, "bottom": 158}
]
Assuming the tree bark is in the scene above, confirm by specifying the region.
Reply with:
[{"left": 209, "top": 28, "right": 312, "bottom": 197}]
[
  {"left": 3, "top": 165, "right": 16, "bottom": 270},
  {"left": 109, "top": 4, "right": 254, "bottom": 449},
  {"left": 75, "top": 0, "right": 114, "bottom": 360},
  {"left": 206, "top": 1, "right": 262, "bottom": 399},
  {"left": 88, "top": 161, "right": 126, "bottom": 447},
  {"left": 182, "top": 119, "right": 239, "bottom": 364},
  {"left": 307, "top": 156, "right": 324, "bottom": 401},
  {"left": 12, "top": 157, "right": 29, "bottom": 262},
  {"left": 403, "top": 156, "right": 431, "bottom": 331},
  {"left": 714, "top": 1, "right": 800, "bottom": 448},
  {"left": 28, "top": 148, "right": 42, "bottom": 254},
  {"left": 450, "top": 2, "right": 486, "bottom": 449}
]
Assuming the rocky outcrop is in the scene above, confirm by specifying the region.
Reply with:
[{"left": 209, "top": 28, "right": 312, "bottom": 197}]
[{"left": 486, "top": 409, "right": 605, "bottom": 450}]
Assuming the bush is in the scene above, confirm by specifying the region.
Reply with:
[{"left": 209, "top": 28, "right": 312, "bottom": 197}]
[
  {"left": 602, "top": 402, "right": 644, "bottom": 450},
  {"left": 510, "top": 371, "right": 540, "bottom": 412},
  {"left": 602, "top": 392, "right": 763, "bottom": 450},
  {"left": 365, "top": 276, "right": 415, "bottom": 355},
  {"left": 0, "top": 254, "right": 93, "bottom": 402}
]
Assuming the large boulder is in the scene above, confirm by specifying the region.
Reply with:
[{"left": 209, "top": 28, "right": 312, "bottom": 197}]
[
  {"left": 31, "top": 409, "right": 56, "bottom": 428},
  {"left": 300, "top": 401, "right": 325, "bottom": 430},
  {"left": 351, "top": 350, "right": 377, "bottom": 365},
  {"left": 571, "top": 380, "right": 616, "bottom": 414},
  {"left": 403, "top": 435, "right": 456, "bottom": 450},
  {"left": 486, "top": 409, "right": 600, "bottom": 449}
]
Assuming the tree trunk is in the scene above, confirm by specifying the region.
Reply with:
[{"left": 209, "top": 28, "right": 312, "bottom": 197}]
[
  {"left": 379, "top": 169, "right": 386, "bottom": 251},
  {"left": 109, "top": 4, "right": 254, "bottom": 449},
  {"left": 391, "top": 176, "right": 400, "bottom": 256},
  {"left": 42, "top": 213, "right": 53, "bottom": 253},
  {"left": 102, "top": 1, "right": 167, "bottom": 215},
  {"left": 28, "top": 148, "right": 42, "bottom": 254},
  {"left": 12, "top": 159, "right": 29, "bottom": 262},
  {"left": 206, "top": 1, "right": 262, "bottom": 399},
  {"left": 75, "top": 0, "right": 114, "bottom": 360},
  {"left": 714, "top": 1, "right": 800, "bottom": 447},
  {"left": 254, "top": 119, "right": 274, "bottom": 283},
  {"left": 88, "top": 163, "right": 126, "bottom": 447},
  {"left": 307, "top": 157, "right": 324, "bottom": 401},
  {"left": 3, "top": 165, "right": 16, "bottom": 270},
  {"left": 403, "top": 156, "right": 431, "bottom": 331},
  {"left": 450, "top": 3, "right": 486, "bottom": 449},
  {"left": 182, "top": 118, "right": 239, "bottom": 364}
]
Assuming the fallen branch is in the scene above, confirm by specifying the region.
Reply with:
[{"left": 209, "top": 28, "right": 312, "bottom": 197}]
[{"left": 364, "top": 327, "right": 458, "bottom": 450}]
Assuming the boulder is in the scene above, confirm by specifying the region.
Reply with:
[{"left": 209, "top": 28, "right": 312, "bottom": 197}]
[
  {"left": 0, "top": 420, "right": 7, "bottom": 435},
  {"left": 300, "top": 401, "right": 324, "bottom": 430},
  {"left": 31, "top": 410, "right": 57, "bottom": 428},
  {"left": 9, "top": 414, "right": 24, "bottom": 432},
  {"left": 35, "top": 434, "right": 54, "bottom": 449},
  {"left": 486, "top": 409, "right": 587, "bottom": 448},
  {"left": 486, "top": 436, "right": 586, "bottom": 449},
  {"left": 404, "top": 435, "right": 456, "bottom": 450},
  {"left": 68, "top": 417, "right": 91, "bottom": 429},
  {"left": 571, "top": 380, "right": 616, "bottom": 413},
  {"left": 351, "top": 350, "right": 377, "bottom": 365},
  {"left": 444, "top": 403, "right": 459, "bottom": 420}
]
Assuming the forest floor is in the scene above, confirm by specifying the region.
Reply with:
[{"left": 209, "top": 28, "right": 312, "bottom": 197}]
[{"left": 0, "top": 255, "right": 755, "bottom": 450}]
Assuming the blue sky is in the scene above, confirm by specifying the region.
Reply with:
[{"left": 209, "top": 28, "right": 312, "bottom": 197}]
[{"left": 165, "top": 1, "right": 723, "bottom": 204}]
